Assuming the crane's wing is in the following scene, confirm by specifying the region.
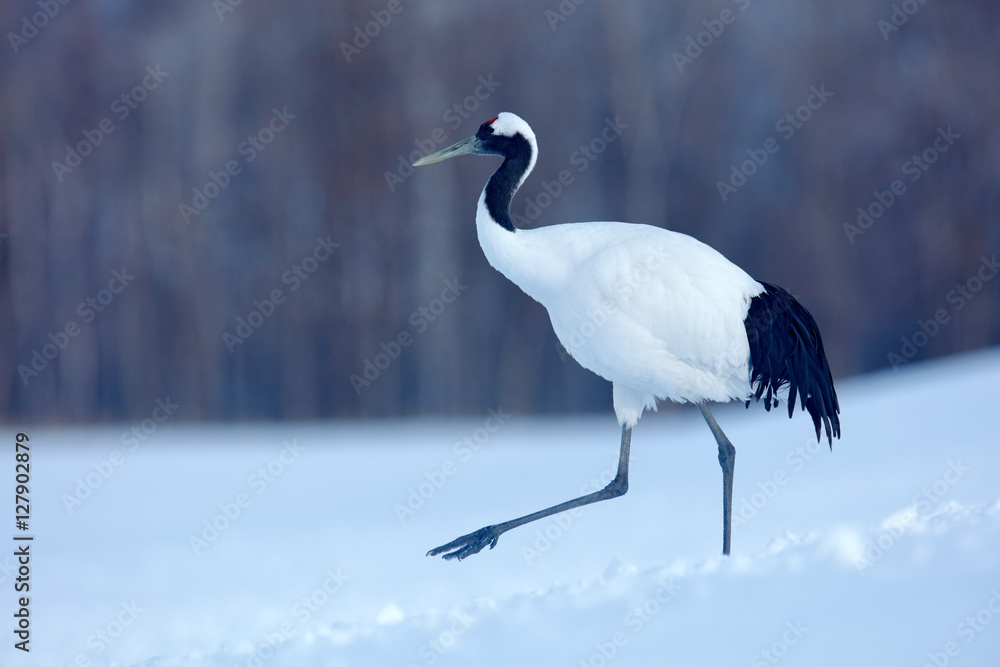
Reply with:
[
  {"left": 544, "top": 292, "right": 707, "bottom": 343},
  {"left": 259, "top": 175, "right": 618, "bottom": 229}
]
[{"left": 544, "top": 223, "right": 762, "bottom": 404}]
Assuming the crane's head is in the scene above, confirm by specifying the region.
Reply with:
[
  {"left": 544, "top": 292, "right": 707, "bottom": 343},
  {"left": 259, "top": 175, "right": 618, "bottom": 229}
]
[{"left": 413, "top": 112, "right": 537, "bottom": 169}]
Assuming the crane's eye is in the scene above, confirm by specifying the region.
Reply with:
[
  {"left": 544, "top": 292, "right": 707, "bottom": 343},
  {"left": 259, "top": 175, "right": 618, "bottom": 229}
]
[{"left": 480, "top": 117, "right": 498, "bottom": 133}]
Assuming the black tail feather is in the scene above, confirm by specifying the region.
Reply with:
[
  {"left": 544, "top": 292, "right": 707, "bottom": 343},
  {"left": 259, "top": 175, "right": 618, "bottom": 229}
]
[{"left": 743, "top": 282, "right": 841, "bottom": 446}]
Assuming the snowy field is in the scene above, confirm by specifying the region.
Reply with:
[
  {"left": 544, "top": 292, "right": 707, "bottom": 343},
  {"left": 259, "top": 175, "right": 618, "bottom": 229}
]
[{"left": 4, "top": 348, "right": 1000, "bottom": 666}]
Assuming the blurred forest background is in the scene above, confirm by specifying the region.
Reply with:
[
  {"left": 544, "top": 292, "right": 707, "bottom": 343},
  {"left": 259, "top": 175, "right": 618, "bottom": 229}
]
[{"left": 0, "top": 0, "right": 997, "bottom": 423}]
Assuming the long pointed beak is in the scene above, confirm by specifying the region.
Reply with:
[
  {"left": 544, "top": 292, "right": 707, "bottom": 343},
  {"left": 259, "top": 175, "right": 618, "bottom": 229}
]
[{"left": 413, "top": 135, "right": 480, "bottom": 166}]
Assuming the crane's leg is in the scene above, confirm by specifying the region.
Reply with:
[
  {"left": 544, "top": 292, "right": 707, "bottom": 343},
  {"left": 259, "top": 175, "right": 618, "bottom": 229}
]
[
  {"left": 698, "top": 403, "right": 735, "bottom": 556},
  {"left": 428, "top": 425, "right": 632, "bottom": 560}
]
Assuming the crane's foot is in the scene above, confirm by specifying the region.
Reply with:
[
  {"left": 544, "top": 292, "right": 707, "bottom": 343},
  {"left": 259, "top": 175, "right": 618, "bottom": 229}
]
[{"left": 427, "top": 525, "right": 502, "bottom": 560}]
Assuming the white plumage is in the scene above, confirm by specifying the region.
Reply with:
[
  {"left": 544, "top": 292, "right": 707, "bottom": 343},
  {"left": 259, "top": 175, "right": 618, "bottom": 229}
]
[
  {"left": 478, "top": 206, "right": 764, "bottom": 426},
  {"left": 415, "top": 112, "right": 839, "bottom": 560}
]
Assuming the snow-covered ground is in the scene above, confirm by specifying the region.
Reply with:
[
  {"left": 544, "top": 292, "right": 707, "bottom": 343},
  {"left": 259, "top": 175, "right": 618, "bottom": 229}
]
[{"left": 5, "top": 348, "right": 1000, "bottom": 666}]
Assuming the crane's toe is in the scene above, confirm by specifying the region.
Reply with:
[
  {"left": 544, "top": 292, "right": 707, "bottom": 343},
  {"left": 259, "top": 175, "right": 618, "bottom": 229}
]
[{"left": 427, "top": 525, "right": 501, "bottom": 560}]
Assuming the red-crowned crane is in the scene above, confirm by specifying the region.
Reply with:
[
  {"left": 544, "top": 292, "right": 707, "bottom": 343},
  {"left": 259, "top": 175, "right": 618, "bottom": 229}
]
[{"left": 414, "top": 112, "right": 840, "bottom": 560}]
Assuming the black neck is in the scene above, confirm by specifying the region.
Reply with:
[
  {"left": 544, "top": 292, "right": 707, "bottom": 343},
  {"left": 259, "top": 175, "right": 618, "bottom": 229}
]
[{"left": 483, "top": 135, "right": 533, "bottom": 233}]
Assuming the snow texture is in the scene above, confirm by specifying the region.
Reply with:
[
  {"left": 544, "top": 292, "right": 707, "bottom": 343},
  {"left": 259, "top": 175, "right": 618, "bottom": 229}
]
[{"left": 5, "top": 348, "right": 1000, "bottom": 666}]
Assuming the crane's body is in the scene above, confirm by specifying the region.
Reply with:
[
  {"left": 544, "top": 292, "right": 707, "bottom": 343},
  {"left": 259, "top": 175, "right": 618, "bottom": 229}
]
[
  {"left": 478, "top": 211, "right": 764, "bottom": 426},
  {"left": 415, "top": 112, "right": 840, "bottom": 560}
]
